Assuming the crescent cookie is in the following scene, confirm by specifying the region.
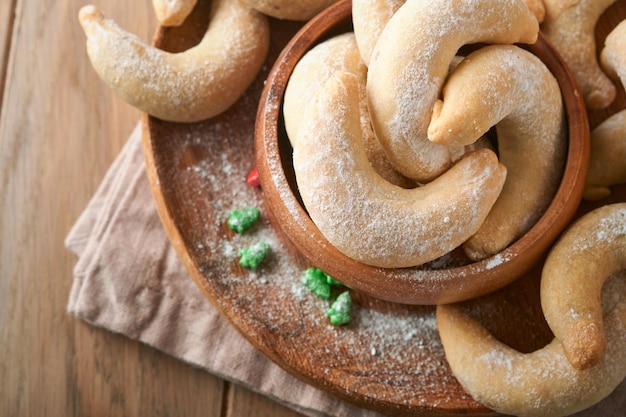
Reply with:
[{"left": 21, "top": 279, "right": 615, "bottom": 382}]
[
  {"left": 352, "top": 0, "right": 405, "bottom": 66},
  {"left": 152, "top": 0, "right": 197, "bottom": 26},
  {"left": 428, "top": 45, "right": 566, "bottom": 260},
  {"left": 525, "top": 0, "right": 546, "bottom": 22},
  {"left": 437, "top": 203, "right": 626, "bottom": 417},
  {"left": 78, "top": 0, "right": 270, "bottom": 122},
  {"left": 240, "top": 0, "right": 339, "bottom": 21},
  {"left": 293, "top": 71, "right": 507, "bottom": 268},
  {"left": 284, "top": 33, "right": 364, "bottom": 146},
  {"left": 366, "top": 0, "right": 538, "bottom": 182},
  {"left": 284, "top": 33, "right": 415, "bottom": 188},
  {"left": 282, "top": 32, "right": 489, "bottom": 187},
  {"left": 541, "top": 0, "right": 618, "bottom": 109},
  {"left": 541, "top": 203, "right": 626, "bottom": 370},
  {"left": 584, "top": 20, "right": 626, "bottom": 200},
  {"left": 353, "top": 0, "right": 544, "bottom": 67},
  {"left": 584, "top": 111, "right": 626, "bottom": 200}
]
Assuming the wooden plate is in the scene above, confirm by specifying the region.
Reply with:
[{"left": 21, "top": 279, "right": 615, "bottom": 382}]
[{"left": 142, "top": 0, "right": 626, "bottom": 415}]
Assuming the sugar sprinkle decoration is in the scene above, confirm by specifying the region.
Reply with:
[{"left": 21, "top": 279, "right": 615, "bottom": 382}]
[
  {"left": 327, "top": 291, "right": 352, "bottom": 326},
  {"left": 228, "top": 207, "right": 261, "bottom": 233},
  {"left": 239, "top": 241, "right": 270, "bottom": 269}
]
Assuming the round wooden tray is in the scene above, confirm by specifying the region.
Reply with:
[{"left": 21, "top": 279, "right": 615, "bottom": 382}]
[{"left": 142, "top": 1, "right": 626, "bottom": 415}]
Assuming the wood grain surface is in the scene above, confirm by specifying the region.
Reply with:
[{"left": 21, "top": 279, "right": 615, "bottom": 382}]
[
  {"left": 1, "top": 0, "right": 625, "bottom": 416},
  {"left": 0, "top": 1, "right": 302, "bottom": 416}
]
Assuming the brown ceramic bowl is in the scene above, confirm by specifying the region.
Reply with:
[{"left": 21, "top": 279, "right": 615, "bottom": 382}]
[{"left": 254, "top": 0, "right": 589, "bottom": 305}]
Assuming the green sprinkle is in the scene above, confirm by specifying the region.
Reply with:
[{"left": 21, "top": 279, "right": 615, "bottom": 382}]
[
  {"left": 302, "top": 268, "right": 331, "bottom": 299},
  {"left": 239, "top": 242, "right": 270, "bottom": 269},
  {"left": 326, "top": 275, "right": 343, "bottom": 287},
  {"left": 227, "top": 208, "right": 261, "bottom": 233},
  {"left": 326, "top": 291, "right": 352, "bottom": 326},
  {"left": 302, "top": 267, "right": 342, "bottom": 299}
]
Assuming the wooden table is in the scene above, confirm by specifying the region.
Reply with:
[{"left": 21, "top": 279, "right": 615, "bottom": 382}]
[
  {"left": 0, "top": 1, "right": 302, "bottom": 415},
  {"left": 2, "top": 1, "right": 626, "bottom": 416}
]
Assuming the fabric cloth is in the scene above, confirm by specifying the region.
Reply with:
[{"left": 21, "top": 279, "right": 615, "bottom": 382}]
[
  {"left": 66, "top": 124, "right": 626, "bottom": 417},
  {"left": 65, "top": 124, "right": 388, "bottom": 417}
]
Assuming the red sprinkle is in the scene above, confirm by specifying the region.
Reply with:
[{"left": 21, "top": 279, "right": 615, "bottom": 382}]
[{"left": 246, "top": 167, "right": 260, "bottom": 187}]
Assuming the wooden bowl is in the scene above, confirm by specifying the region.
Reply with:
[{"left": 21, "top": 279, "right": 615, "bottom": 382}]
[{"left": 255, "top": 0, "right": 589, "bottom": 305}]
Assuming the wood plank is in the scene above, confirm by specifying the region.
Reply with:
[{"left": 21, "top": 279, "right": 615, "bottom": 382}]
[
  {"left": 227, "top": 385, "right": 304, "bottom": 417},
  {"left": 0, "top": 0, "right": 14, "bottom": 53},
  {"left": 0, "top": 0, "right": 224, "bottom": 416},
  {"left": 0, "top": 0, "right": 16, "bottom": 104}
]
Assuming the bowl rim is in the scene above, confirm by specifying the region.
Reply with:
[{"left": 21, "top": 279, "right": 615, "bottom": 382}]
[{"left": 254, "top": 0, "right": 590, "bottom": 305}]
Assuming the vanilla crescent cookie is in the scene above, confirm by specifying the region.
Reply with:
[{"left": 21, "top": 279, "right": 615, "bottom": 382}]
[
  {"left": 284, "top": 32, "right": 488, "bottom": 188},
  {"left": 437, "top": 203, "right": 626, "bottom": 417},
  {"left": 241, "top": 0, "right": 339, "bottom": 21},
  {"left": 601, "top": 19, "right": 626, "bottom": 82},
  {"left": 78, "top": 0, "right": 270, "bottom": 122},
  {"left": 352, "top": 0, "right": 405, "bottom": 66},
  {"left": 293, "top": 72, "right": 507, "bottom": 268},
  {"left": 283, "top": 33, "right": 367, "bottom": 147},
  {"left": 152, "top": 0, "right": 197, "bottom": 26},
  {"left": 584, "top": 111, "right": 626, "bottom": 200},
  {"left": 284, "top": 33, "right": 415, "bottom": 188},
  {"left": 366, "top": 0, "right": 539, "bottom": 182},
  {"left": 541, "top": 203, "right": 626, "bottom": 370},
  {"left": 525, "top": 0, "right": 546, "bottom": 22},
  {"left": 583, "top": 20, "right": 626, "bottom": 201},
  {"left": 353, "top": 0, "right": 544, "bottom": 67},
  {"left": 541, "top": 0, "right": 618, "bottom": 109},
  {"left": 428, "top": 45, "right": 566, "bottom": 260}
]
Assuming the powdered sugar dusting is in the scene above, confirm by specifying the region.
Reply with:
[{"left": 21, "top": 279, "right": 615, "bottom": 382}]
[
  {"left": 81, "top": 0, "right": 269, "bottom": 121},
  {"left": 293, "top": 73, "right": 505, "bottom": 268},
  {"left": 366, "top": 0, "right": 538, "bottom": 180},
  {"left": 156, "top": 112, "right": 464, "bottom": 408},
  {"left": 485, "top": 253, "right": 512, "bottom": 270},
  {"left": 569, "top": 206, "right": 626, "bottom": 254},
  {"left": 442, "top": 262, "right": 626, "bottom": 416}
]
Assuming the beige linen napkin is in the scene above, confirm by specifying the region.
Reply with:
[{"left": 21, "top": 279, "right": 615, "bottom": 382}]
[
  {"left": 66, "top": 124, "right": 626, "bottom": 417},
  {"left": 65, "top": 124, "right": 389, "bottom": 417}
]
